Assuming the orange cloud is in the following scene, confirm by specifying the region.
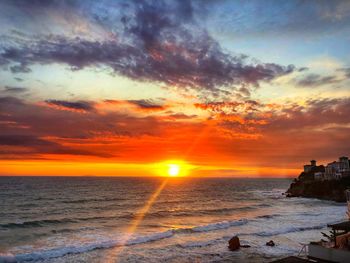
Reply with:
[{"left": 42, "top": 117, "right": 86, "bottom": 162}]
[{"left": 0, "top": 96, "right": 350, "bottom": 177}]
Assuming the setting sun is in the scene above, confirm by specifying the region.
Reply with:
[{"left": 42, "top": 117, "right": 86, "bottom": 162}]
[
  {"left": 152, "top": 160, "right": 194, "bottom": 177},
  {"left": 168, "top": 164, "right": 180, "bottom": 177}
]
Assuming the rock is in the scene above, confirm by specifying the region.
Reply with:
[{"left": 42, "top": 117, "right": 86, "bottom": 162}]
[
  {"left": 228, "top": 236, "right": 240, "bottom": 251},
  {"left": 266, "top": 240, "right": 275, "bottom": 246}
]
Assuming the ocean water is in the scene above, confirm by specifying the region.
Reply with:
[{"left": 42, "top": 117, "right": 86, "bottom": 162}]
[{"left": 0, "top": 177, "right": 347, "bottom": 263}]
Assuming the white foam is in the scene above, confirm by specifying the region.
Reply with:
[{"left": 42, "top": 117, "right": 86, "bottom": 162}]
[
  {"left": 255, "top": 242, "right": 299, "bottom": 257},
  {"left": 1, "top": 219, "right": 249, "bottom": 262},
  {"left": 188, "top": 219, "right": 248, "bottom": 232},
  {"left": 2, "top": 230, "right": 174, "bottom": 262},
  {"left": 127, "top": 230, "right": 174, "bottom": 245},
  {"left": 254, "top": 224, "right": 326, "bottom": 237},
  {"left": 2, "top": 211, "right": 344, "bottom": 262}
]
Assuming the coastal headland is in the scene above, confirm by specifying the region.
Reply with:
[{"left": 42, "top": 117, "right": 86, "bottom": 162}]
[{"left": 287, "top": 156, "right": 350, "bottom": 202}]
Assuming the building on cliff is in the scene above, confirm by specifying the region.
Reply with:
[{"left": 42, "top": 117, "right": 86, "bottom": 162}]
[
  {"left": 314, "top": 156, "right": 350, "bottom": 181},
  {"left": 303, "top": 160, "right": 317, "bottom": 173}
]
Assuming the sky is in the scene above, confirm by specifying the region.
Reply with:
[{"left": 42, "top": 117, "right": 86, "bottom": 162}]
[{"left": 0, "top": 0, "right": 350, "bottom": 177}]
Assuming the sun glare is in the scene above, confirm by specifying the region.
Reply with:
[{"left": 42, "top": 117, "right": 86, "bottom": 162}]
[
  {"left": 168, "top": 164, "right": 180, "bottom": 177},
  {"left": 153, "top": 160, "right": 193, "bottom": 177}
]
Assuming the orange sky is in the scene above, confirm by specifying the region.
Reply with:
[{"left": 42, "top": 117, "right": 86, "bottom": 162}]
[
  {"left": 0, "top": 1, "right": 349, "bottom": 177},
  {"left": 0, "top": 97, "right": 349, "bottom": 177}
]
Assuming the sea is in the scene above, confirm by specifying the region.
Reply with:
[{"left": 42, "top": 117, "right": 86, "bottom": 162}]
[{"left": 0, "top": 177, "right": 347, "bottom": 263}]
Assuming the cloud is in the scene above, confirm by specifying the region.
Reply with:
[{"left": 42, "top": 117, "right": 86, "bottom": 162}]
[
  {"left": 0, "top": 135, "right": 55, "bottom": 147},
  {"left": 127, "top": 99, "right": 166, "bottom": 111},
  {"left": 0, "top": 1, "right": 295, "bottom": 98},
  {"left": 0, "top": 96, "right": 25, "bottom": 106},
  {"left": 0, "top": 96, "right": 349, "bottom": 168},
  {"left": 194, "top": 100, "right": 262, "bottom": 114},
  {"left": 294, "top": 73, "right": 341, "bottom": 87},
  {"left": 166, "top": 113, "right": 197, "bottom": 120},
  {"left": 0, "top": 35, "right": 295, "bottom": 97},
  {"left": 266, "top": 98, "right": 350, "bottom": 131},
  {"left": 45, "top": 99, "right": 95, "bottom": 112},
  {"left": 338, "top": 67, "right": 350, "bottom": 78},
  {"left": 196, "top": 98, "right": 350, "bottom": 132},
  {"left": 103, "top": 99, "right": 166, "bottom": 112},
  {"left": 0, "top": 96, "right": 164, "bottom": 159},
  {"left": 10, "top": 63, "right": 32, "bottom": 73},
  {"left": 0, "top": 134, "right": 112, "bottom": 158},
  {"left": 3, "top": 86, "right": 29, "bottom": 93}
]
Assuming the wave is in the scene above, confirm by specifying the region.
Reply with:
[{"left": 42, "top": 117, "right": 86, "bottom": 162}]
[
  {"left": 0, "top": 218, "right": 77, "bottom": 229},
  {"left": 253, "top": 224, "right": 326, "bottom": 237},
  {"left": 0, "top": 215, "right": 122, "bottom": 229},
  {"left": 184, "top": 219, "right": 248, "bottom": 233},
  {"left": 141, "top": 207, "right": 255, "bottom": 219},
  {"left": 61, "top": 197, "right": 125, "bottom": 204},
  {"left": 0, "top": 230, "right": 174, "bottom": 262},
  {"left": 0, "top": 216, "right": 339, "bottom": 262},
  {"left": 0, "top": 219, "right": 247, "bottom": 262},
  {"left": 1, "top": 210, "right": 160, "bottom": 229},
  {"left": 142, "top": 203, "right": 270, "bottom": 219},
  {"left": 255, "top": 213, "right": 282, "bottom": 219}
]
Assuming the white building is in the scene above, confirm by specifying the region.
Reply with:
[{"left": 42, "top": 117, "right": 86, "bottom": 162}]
[
  {"left": 339, "top": 156, "right": 350, "bottom": 172},
  {"left": 323, "top": 156, "right": 350, "bottom": 181}
]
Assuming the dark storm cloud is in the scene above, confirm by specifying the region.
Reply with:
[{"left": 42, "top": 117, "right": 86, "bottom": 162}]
[
  {"left": 45, "top": 99, "right": 95, "bottom": 112},
  {"left": 0, "top": 0, "right": 295, "bottom": 96}
]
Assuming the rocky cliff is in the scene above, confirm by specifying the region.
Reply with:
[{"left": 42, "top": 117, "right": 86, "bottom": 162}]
[{"left": 287, "top": 175, "right": 350, "bottom": 202}]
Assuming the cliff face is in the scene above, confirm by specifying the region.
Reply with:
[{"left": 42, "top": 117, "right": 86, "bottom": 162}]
[{"left": 287, "top": 175, "right": 350, "bottom": 202}]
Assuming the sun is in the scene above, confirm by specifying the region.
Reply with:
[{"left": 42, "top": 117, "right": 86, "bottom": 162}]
[
  {"left": 153, "top": 160, "right": 193, "bottom": 177},
  {"left": 168, "top": 164, "right": 180, "bottom": 177}
]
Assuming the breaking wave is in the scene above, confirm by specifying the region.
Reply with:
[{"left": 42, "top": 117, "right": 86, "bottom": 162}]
[
  {"left": 253, "top": 224, "right": 326, "bottom": 237},
  {"left": 0, "top": 219, "right": 247, "bottom": 262}
]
